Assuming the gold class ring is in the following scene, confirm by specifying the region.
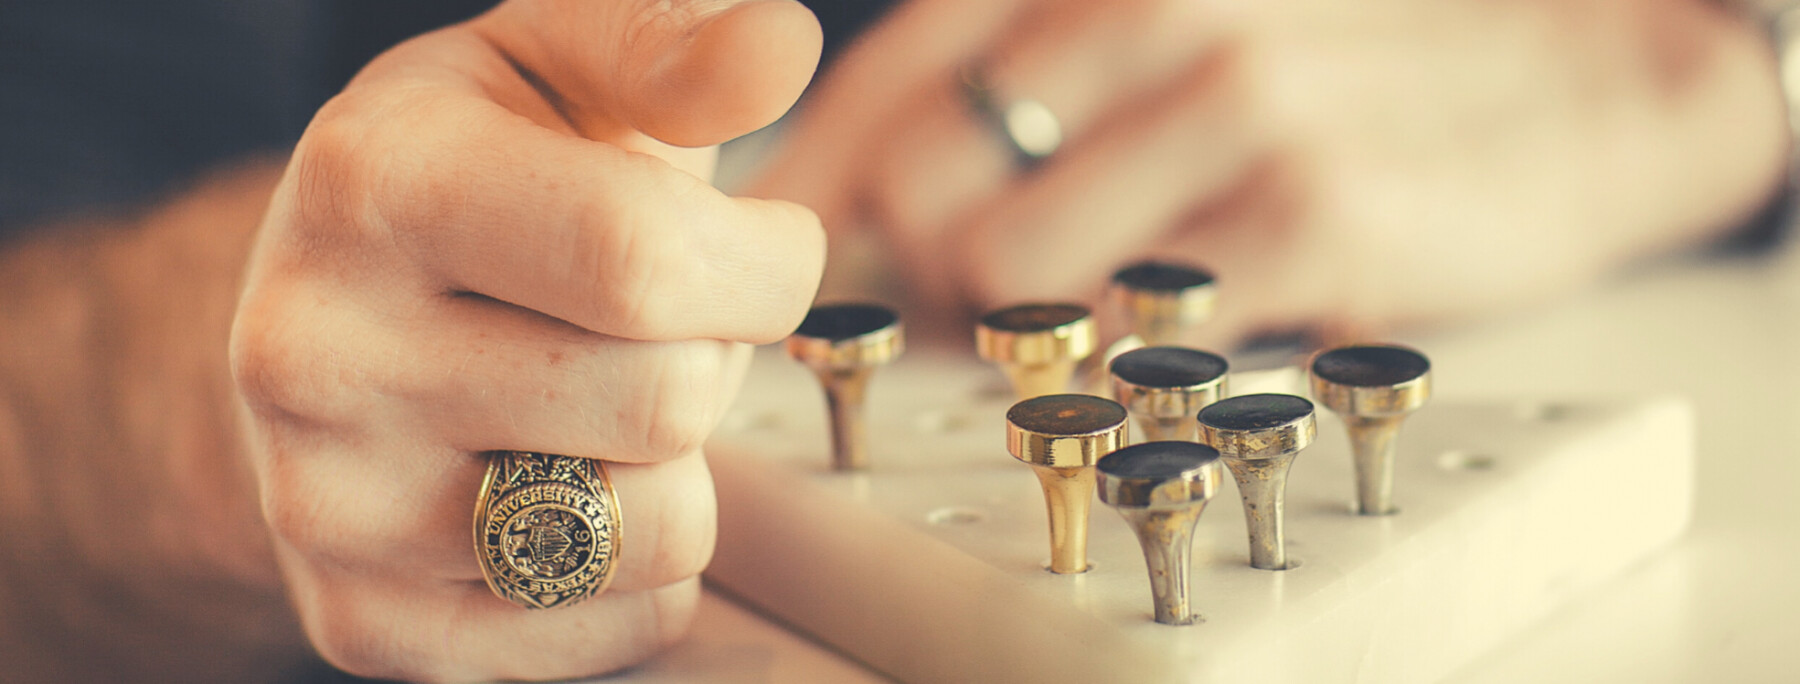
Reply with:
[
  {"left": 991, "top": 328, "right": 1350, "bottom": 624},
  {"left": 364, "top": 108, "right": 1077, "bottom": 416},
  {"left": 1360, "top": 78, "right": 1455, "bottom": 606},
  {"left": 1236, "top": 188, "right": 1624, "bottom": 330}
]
[{"left": 474, "top": 452, "right": 620, "bottom": 609}]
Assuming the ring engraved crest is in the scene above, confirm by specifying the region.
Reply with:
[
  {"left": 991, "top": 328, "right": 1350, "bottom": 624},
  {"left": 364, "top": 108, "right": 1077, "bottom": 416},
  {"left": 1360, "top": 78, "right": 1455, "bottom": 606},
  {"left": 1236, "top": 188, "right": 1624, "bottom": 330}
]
[{"left": 475, "top": 452, "right": 619, "bottom": 609}]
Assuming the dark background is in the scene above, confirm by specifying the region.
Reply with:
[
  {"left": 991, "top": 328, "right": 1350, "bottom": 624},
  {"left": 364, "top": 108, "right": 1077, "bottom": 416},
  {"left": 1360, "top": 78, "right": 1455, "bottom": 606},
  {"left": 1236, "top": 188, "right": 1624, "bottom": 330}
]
[{"left": 0, "top": 0, "right": 890, "bottom": 239}]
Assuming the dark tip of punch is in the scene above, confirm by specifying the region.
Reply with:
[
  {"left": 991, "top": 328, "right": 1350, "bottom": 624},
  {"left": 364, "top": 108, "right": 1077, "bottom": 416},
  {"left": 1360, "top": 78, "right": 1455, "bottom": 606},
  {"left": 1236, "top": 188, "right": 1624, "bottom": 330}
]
[
  {"left": 1099, "top": 441, "right": 1220, "bottom": 479},
  {"left": 1111, "top": 262, "right": 1216, "bottom": 293},
  {"left": 1198, "top": 394, "right": 1314, "bottom": 432},
  {"left": 1007, "top": 394, "right": 1129, "bottom": 435},
  {"left": 981, "top": 303, "right": 1090, "bottom": 333},
  {"left": 795, "top": 303, "right": 898, "bottom": 342},
  {"left": 1110, "top": 347, "right": 1228, "bottom": 388},
  {"left": 1312, "top": 346, "right": 1430, "bottom": 387}
]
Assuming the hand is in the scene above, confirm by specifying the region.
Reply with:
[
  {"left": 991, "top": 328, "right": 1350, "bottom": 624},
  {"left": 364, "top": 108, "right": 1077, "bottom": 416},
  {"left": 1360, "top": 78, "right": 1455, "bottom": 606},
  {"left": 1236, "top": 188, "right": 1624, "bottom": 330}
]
[
  {"left": 754, "top": 0, "right": 1782, "bottom": 345},
  {"left": 229, "top": 1, "right": 823, "bottom": 680}
]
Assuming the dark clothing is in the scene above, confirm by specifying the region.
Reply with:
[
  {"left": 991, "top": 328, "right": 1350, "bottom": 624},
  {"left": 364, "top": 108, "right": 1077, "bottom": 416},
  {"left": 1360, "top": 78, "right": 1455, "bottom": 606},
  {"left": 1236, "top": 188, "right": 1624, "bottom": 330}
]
[{"left": 0, "top": 0, "right": 888, "bottom": 238}]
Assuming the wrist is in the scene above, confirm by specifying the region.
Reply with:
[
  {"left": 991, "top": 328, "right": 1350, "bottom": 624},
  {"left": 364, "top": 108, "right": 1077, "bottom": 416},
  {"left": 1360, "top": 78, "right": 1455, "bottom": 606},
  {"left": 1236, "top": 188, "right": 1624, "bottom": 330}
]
[{"left": 0, "top": 157, "right": 313, "bottom": 683}]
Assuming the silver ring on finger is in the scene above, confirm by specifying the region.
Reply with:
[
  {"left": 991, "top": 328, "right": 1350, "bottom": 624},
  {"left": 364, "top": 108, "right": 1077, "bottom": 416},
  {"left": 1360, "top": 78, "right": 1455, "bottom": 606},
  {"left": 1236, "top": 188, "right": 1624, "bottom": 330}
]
[
  {"left": 474, "top": 452, "right": 621, "bottom": 609},
  {"left": 959, "top": 62, "right": 1065, "bottom": 169}
]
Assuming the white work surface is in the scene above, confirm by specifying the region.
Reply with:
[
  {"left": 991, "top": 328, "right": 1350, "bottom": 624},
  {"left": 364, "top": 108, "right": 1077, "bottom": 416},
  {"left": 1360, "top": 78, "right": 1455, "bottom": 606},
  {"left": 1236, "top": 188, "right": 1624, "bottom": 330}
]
[
  {"left": 596, "top": 249, "right": 1800, "bottom": 683},
  {"left": 1434, "top": 250, "right": 1800, "bottom": 684}
]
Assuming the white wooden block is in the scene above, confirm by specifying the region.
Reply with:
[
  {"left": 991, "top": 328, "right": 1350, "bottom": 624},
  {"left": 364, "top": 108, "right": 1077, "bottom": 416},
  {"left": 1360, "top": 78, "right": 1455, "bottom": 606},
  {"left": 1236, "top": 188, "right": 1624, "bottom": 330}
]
[{"left": 705, "top": 348, "right": 1694, "bottom": 683}]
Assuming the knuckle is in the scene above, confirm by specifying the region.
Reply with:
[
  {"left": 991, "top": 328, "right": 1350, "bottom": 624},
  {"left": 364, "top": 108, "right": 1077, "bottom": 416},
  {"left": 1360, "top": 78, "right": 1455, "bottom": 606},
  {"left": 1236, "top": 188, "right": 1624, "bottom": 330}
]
[
  {"left": 228, "top": 298, "right": 321, "bottom": 421},
  {"left": 638, "top": 394, "right": 711, "bottom": 460},
  {"left": 633, "top": 345, "right": 725, "bottom": 458},
  {"left": 229, "top": 290, "right": 375, "bottom": 426},
  {"left": 258, "top": 457, "right": 343, "bottom": 561},
  {"left": 305, "top": 615, "right": 387, "bottom": 680},
  {"left": 293, "top": 87, "right": 450, "bottom": 242},
  {"left": 289, "top": 564, "right": 477, "bottom": 682},
  {"left": 228, "top": 316, "right": 283, "bottom": 414},
  {"left": 772, "top": 204, "right": 826, "bottom": 336},
  {"left": 582, "top": 185, "right": 681, "bottom": 339},
  {"left": 658, "top": 470, "right": 717, "bottom": 583},
  {"left": 735, "top": 200, "right": 824, "bottom": 346},
  {"left": 230, "top": 279, "right": 416, "bottom": 429},
  {"left": 300, "top": 590, "right": 418, "bottom": 682},
  {"left": 648, "top": 579, "right": 704, "bottom": 652},
  {"left": 291, "top": 96, "right": 386, "bottom": 234}
]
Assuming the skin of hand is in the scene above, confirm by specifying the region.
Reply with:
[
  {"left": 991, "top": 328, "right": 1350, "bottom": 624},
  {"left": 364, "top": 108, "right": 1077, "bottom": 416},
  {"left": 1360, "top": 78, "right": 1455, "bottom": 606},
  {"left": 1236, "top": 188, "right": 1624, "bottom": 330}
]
[
  {"left": 226, "top": 0, "right": 826, "bottom": 680},
  {"left": 752, "top": 0, "right": 1786, "bottom": 347},
  {"left": 0, "top": 0, "right": 820, "bottom": 682}
]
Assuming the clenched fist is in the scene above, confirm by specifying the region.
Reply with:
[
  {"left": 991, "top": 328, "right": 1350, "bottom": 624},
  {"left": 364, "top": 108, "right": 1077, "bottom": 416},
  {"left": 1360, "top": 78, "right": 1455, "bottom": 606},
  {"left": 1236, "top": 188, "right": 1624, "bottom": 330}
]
[{"left": 230, "top": 1, "right": 824, "bottom": 680}]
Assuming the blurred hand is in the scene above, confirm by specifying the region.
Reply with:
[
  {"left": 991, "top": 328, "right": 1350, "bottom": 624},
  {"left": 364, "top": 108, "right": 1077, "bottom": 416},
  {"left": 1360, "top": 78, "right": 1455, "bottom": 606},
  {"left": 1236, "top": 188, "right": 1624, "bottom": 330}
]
[
  {"left": 754, "top": 0, "right": 1781, "bottom": 345},
  {"left": 230, "top": 0, "right": 823, "bottom": 680}
]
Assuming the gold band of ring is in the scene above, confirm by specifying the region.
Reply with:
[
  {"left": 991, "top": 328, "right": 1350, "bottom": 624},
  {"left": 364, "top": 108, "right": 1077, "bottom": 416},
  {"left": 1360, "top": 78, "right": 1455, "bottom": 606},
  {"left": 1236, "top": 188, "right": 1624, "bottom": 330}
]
[{"left": 474, "top": 452, "right": 621, "bottom": 610}]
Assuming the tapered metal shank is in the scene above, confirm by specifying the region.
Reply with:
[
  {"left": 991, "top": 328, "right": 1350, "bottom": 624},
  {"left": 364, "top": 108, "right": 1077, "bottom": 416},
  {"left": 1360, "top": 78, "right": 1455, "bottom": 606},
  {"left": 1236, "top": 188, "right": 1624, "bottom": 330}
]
[
  {"left": 1198, "top": 393, "right": 1316, "bottom": 570},
  {"left": 786, "top": 304, "right": 904, "bottom": 471},
  {"left": 1007, "top": 394, "right": 1129, "bottom": 574},
  {"left": 1309, "top": 345, "right": 1431, "bottom": 515},
  {"left": 1098, "top": 441, "right": 1223, "bottom": 625},
  {"left": 811, "top": 368, "right": 873, "bottom": 470}
]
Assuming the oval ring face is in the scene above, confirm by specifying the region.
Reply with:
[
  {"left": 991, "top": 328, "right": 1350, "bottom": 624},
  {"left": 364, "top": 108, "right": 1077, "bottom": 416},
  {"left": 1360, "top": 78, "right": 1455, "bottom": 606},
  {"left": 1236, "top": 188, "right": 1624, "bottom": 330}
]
[{"left": 476, "top": 453, "right": 619, "bottom": 610}]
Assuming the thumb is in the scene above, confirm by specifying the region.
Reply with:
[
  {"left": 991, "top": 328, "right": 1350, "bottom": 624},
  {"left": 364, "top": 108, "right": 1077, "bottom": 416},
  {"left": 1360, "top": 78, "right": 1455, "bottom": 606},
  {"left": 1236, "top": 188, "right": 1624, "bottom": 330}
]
[{"left": 476, "top": 0, "right": 822, "bottom": 147}]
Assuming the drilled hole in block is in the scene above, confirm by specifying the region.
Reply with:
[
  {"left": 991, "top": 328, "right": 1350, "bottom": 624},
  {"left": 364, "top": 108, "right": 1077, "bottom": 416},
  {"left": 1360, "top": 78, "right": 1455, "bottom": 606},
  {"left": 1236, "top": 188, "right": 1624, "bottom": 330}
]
[
  {"left": 1437, "top": 449, "right": 1497, "bottom": 471},
  {"left": 925, "top": 506, "right": 988, "bottom": 526},
  {"left": 1514, "top": 402, "right": 1572, "bottom": 423},
  {"left": 1339, "top": 502, "right": 1403, "bottom": 515},
  {"left": 1258, "top": 558, "right": 1303, "bottom": 571},
  {"left": 1042, "top": 560, "right": 1096, "bottom": 573},
  {"left": 914, "top": 409, "right": 975, "bottom": 434}
]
